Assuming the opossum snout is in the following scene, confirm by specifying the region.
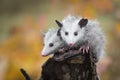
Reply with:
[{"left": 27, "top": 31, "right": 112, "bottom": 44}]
[
  {"left": 41, "top": 53, "right": 48, "bottom": 57},
  {"left": 68, "top": 43, "right": 73, "bottom": 47}
]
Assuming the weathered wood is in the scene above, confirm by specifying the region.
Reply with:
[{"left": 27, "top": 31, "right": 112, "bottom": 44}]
[{"left": 40, "top": 50, "right": 99, "bottom": 80}]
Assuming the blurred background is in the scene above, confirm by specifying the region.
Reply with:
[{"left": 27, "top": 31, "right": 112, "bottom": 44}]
[{"left": 0, "top": 0, "right": 120, "bottom": 80}]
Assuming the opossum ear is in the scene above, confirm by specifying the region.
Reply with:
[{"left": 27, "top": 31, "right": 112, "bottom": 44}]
[
  {"left": 57, "top": 29, "right": 61, "bottom": 36},
  {"left": 41, "top": 31, "right": 46, "bottom": 37},
  {"left": 55, "top": 20, "right": 62, "bottom": 27},
  {"left": 79, "top": 18, "right": 88, "bottom": 28}
]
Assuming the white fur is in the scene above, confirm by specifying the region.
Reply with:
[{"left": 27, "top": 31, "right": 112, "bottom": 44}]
[
  {"left": 60, "top": 15, "right": 105, "bottom": 60},
  {"left": 61, "top": 15, "right": 83, "bottom": 45},
  {"left": 41, "top": 28, "right": 64, "bottom": 56}
]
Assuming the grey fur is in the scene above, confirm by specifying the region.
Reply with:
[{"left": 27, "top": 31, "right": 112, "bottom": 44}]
[
  {"left": 81, "top": 20, "right": 105, "bottom": 60},
  {"left": 58, "top": 15, "right": 105, "bottom": 60},
  {"left": 41, "top": 28, "right": 65, "bottom": 56}
]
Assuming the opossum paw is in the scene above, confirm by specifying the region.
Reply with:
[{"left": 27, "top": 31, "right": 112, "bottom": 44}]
[
  {"left": 79, "top": 45, "right": 89, "bottom": 54},
  {"left": 58, "top": 48, "right": 65, "bottom": 53},
  {"left": 86, "top": 45, "right": 89, "bottom": 53}
]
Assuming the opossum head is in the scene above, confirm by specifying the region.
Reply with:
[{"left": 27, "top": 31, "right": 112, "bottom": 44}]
[
  {"left": 56, "top": 16, "right": 88, "bottom": 47},
  {"left": 41, "top": 28, "right": 63, "bottom": 57}
]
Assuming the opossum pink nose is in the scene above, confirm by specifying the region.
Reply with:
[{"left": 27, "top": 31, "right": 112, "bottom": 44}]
[
  {"left": 69, "top": 43, "right": 73, "bottom": 47},
  {"left": 41, "top": 53, "right": 47, "bottom": 57}
]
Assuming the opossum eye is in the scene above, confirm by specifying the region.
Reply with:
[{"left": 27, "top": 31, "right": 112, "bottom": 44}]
[
  {"left": 74, "top": 32, "right": 78, "bottom": 36},
  {"left": 49, "top": 43, "right": 54, "bottom": 47},
  {"left": 65, "top": 32, "right": 68, "bottom": 36}
]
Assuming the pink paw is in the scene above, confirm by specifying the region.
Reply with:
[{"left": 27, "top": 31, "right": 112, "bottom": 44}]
[
  {"left": 58, "top": 48, "right": 65, "bottom": 53},
  {"left": 79, "top": 45, "right": 89, "bottom": 54}
]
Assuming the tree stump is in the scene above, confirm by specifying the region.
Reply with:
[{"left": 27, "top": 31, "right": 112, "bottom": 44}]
[{"left": 39, "top": 50, "right": 99, "bottom": 80}]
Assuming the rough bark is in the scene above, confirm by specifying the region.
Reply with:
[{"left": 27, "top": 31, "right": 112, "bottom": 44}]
[{"left": 40, "top": 50, "right": 99, "bottom": 80}]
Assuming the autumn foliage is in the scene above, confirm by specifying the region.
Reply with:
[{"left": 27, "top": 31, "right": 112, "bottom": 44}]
[{"left": 0, "top": 0, "right": 120, "bottom": 80}]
